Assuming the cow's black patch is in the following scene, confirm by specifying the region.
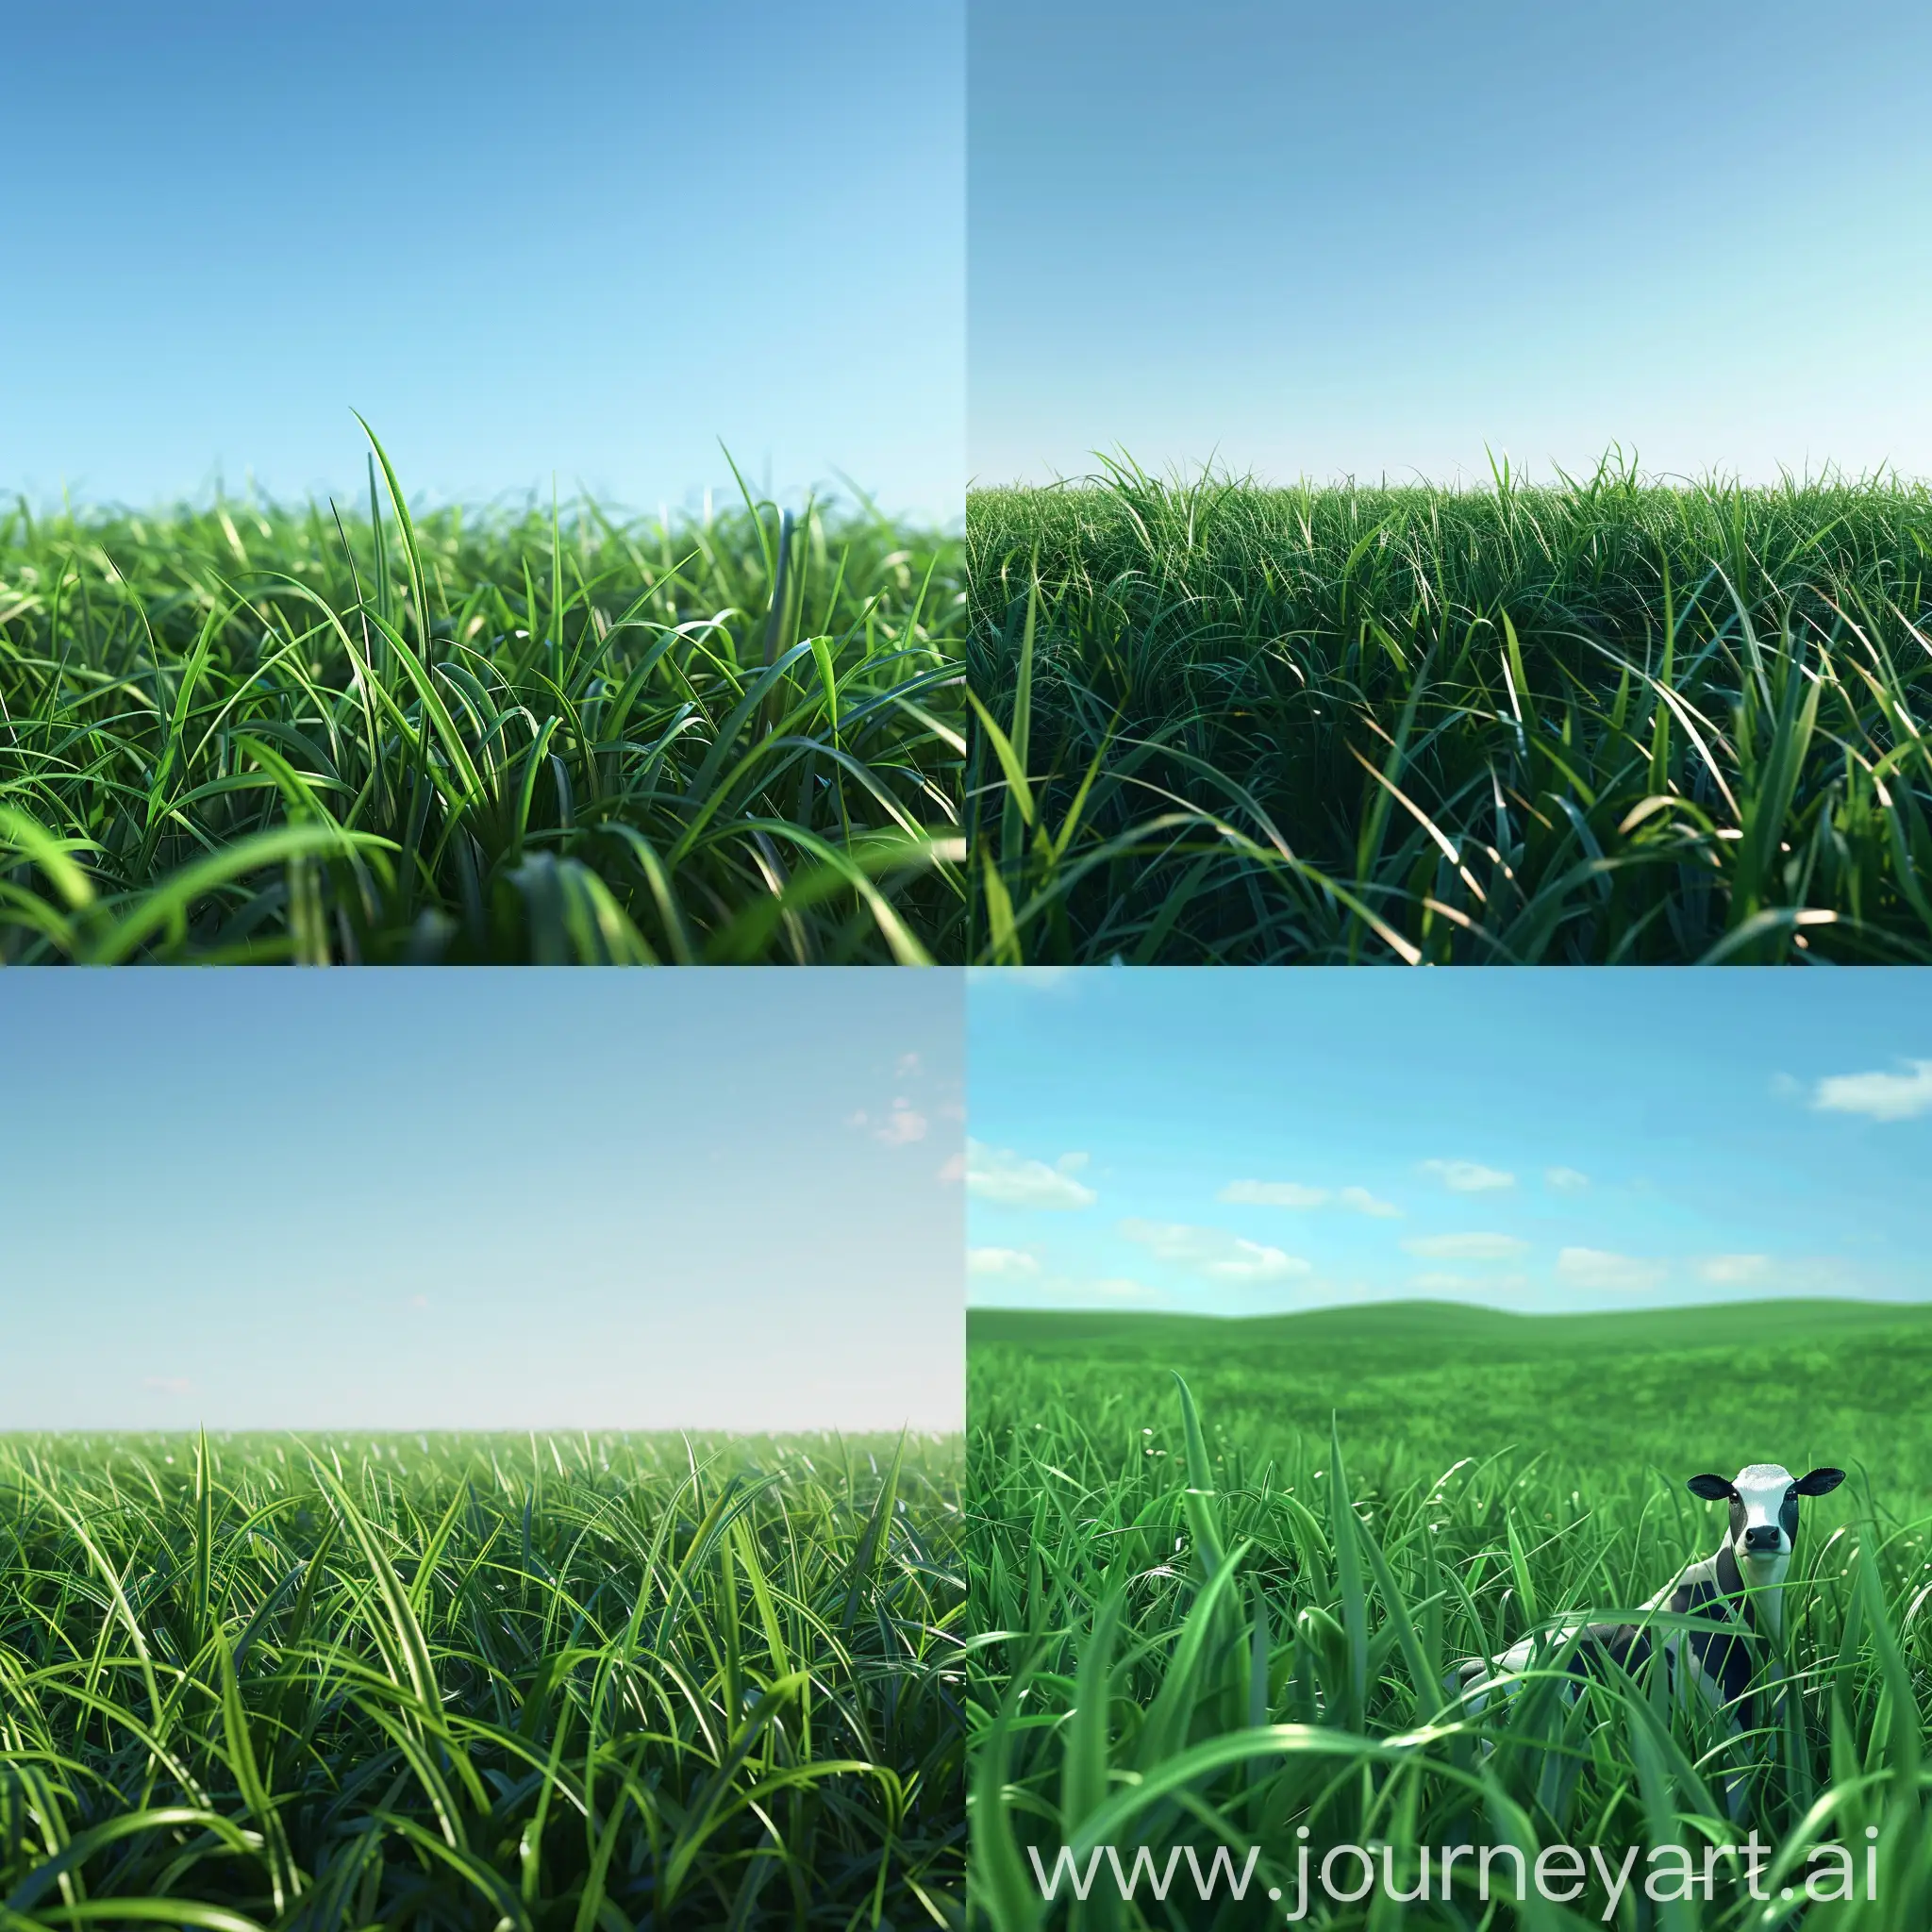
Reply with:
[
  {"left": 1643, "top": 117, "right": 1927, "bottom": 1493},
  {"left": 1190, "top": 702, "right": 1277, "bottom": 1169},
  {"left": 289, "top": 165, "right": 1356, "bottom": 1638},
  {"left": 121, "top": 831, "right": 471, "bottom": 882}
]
[
  {"left": 1675, "top": 1545, "right": 1758, "bottom": 1715},
  {"left": 1562, "top": 1548, "right": 1758, "bottom": 1718},
  {"left": 1776, "top": 1466, "right": 1844, "bottom": 1544}
]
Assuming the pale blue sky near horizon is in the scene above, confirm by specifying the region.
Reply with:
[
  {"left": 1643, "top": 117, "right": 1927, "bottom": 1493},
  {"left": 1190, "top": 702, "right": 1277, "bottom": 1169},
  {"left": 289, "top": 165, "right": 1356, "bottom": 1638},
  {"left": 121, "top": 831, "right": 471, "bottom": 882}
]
[
  {"left": 0, "top": 973, "right": 963, "bottom": 1432},
  {"left": 3, "top": 0, "right": 963, "bottom": 525},
  {"left": 967, "top": 969, "right": 1932, "bottom": 1316},
  {"left": 969, "top": 0, "right": 1932, "bottom": 490}
]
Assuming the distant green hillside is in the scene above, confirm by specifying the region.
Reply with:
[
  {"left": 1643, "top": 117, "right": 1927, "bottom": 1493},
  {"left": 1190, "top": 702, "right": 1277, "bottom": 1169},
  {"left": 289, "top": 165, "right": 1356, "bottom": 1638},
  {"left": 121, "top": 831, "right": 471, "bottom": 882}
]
[{"left": 969, "top": 1299, "right": 1932, "bottom": 1503}]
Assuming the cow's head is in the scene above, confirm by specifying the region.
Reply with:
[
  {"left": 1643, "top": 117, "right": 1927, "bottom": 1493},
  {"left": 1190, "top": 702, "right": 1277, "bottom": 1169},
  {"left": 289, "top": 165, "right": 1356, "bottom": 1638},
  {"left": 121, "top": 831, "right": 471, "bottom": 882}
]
[{"left": 1686, "top": 1463, "right": 1845, "bottom": 1575}]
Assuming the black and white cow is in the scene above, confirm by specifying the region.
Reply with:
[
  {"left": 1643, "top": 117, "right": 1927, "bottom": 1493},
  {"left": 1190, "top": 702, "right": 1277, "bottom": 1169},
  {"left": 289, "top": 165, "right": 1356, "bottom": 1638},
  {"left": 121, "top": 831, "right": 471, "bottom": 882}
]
[{"left": 1453, "top": 1463, "right": 1845, "bottom": 1810}]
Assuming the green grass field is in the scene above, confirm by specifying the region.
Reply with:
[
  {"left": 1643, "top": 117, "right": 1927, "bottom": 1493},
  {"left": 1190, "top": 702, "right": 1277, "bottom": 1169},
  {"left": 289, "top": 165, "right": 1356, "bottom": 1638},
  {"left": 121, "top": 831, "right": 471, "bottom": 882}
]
[
  {"left": 969, "top": 1301, "right": 1932, "bottom": 1927},
  {"left": 967, "top": 458, "right": 1932, "bottom": 964},
  {"left": 0, "top": 1429, "right": 963, "bottom": 1929},
  {"left": 0, "top": 434, "right": 962, "bottom": 963}
]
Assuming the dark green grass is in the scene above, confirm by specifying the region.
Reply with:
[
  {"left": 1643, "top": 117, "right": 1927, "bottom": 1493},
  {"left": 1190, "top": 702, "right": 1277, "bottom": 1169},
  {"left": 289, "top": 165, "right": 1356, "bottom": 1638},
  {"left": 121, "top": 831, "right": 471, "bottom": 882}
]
[
  {"left": 0, "top": 1429, "right": 964, "bottom": 1929},
  {"left": 969, "top": 1302, "right": 1932, "bottom": 1927},
  {"left": 1, "top": 435, "right": 962, "bottom": 963},
  {"left": 967, "top": 457, "right": 1932, "bottom": 963}
]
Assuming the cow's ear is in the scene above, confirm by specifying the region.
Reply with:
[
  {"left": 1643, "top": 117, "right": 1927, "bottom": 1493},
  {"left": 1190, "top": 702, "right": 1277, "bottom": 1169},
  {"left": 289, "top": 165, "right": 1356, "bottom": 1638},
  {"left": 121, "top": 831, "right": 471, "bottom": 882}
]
[
  {"left": 1793, "top": 1467, "right": 1846, "bottom": 1496},
  {"left": 1687, "top": 1474, "right": 1737, "bottom": 1501}
]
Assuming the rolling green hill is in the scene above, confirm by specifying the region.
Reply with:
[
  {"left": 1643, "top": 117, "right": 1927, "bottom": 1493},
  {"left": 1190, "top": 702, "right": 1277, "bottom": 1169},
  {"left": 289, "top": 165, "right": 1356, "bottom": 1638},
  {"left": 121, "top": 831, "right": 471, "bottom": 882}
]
[{"left": 970, "top": 1297, "right": 1932, "bottom": 1502}]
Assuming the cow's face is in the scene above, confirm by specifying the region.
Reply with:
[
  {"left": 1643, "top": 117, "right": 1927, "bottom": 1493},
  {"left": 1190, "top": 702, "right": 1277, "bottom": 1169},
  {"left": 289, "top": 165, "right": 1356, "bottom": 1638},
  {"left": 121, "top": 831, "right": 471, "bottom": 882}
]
[{"left": 1687, "top": 1463, "right": 1845, "bottom": 1575}]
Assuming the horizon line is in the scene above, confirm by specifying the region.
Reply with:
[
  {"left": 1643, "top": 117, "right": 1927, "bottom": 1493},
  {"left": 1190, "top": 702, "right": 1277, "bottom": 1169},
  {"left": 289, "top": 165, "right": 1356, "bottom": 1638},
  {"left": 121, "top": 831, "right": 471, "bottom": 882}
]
[{"left": 969, "top": 1293, "right": 1924, "bottom": 1322}]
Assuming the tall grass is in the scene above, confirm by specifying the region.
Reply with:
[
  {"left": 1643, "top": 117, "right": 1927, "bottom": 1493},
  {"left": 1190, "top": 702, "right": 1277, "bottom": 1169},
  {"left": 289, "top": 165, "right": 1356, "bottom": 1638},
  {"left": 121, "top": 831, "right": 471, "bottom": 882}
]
[
  {"left": 0, "top": 1429, "right": 964, "bottom": 1928},
  {"left": 968, "top": 1332, "right": 1932, "bottom": 1928},
  {"left": 967, "top": 455, "right": 1932, "bottom": 963},
  {"left": 0, "top": 432, "right": 963, "bottom": 963}
]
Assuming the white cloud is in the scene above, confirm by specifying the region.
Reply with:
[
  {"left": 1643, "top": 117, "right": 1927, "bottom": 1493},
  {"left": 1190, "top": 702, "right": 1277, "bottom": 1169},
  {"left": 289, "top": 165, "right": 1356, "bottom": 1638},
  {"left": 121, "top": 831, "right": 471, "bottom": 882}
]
[
  {"left": 1422, "top": 1159, "right": 1515, "bottom": 1192},
  {"left": 874, "top": 1105, "right": 928, "bottom": 1146},
  {"left": 937, "top": 1153, "right": 965, "bottom": 1185},
  {"left": 849, "top": 1092, "right": 933, "bottom": 1144},
  {"left": 1699, "top": 1254, "right": 1770, "bottom": 1285},
  {"left": 1337, "top": 1186, "right": 1403, "bottom": 1219},
  {"left": 966, "top": 1140, "right": 1097, "bottom": 1209},
  {"left": 1218, "top": 1180, "right": 1401, "bottom": 1217},
  {"left": 1557, "top": 1247, "right": 1666, "bottom": 1291},
  {"left": 968, "top": 1247, "right": 1041, "bottom": 1279},
  {"left": 895, "top": 1052, "right": 923, "bottom": 1077},
  {"left": 1119, "top": 1219, "right": 1307, "bottom": 1283},
  {"left": 1220, "top": 1180, "right": 1329, "bottom": 1208},
  {"left": 1401, "top": 1232, "right": 1528, "bottom": 1261},
  {"left": 1811, "top": 1060, "right": 1932, "bottom": 1123},
  {"left": 1544, "top": 1167, "right": 1590, "bottom": 1193}
]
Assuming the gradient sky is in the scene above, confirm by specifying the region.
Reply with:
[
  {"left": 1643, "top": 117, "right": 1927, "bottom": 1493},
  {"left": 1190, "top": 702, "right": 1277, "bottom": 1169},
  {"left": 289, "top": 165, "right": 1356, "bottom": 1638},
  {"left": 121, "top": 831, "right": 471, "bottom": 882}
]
[
  {"left": 970, "top": 0, "right": 1932, "bottom": 489},
  {"left": 4, "top": 0, "right": 962, "bottom": 524},
  {"left": 0, "top": 972, "right": 962, "bottom": 1433},
  {"left": 968, "top": 968, "right": 1932, "bottom": 1315}
]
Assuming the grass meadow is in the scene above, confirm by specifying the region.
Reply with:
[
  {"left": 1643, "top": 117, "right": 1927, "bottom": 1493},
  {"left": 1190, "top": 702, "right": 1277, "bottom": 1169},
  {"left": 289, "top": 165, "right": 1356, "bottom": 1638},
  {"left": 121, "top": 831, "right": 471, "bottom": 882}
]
[
  {"left": 967, "top": 458, "right": 1932, "bottom": 963},
  {"left": 0, "top": 433, "right": 962, "bottom": 963},
  {"left": 968, "top": 1302, "right": 1932, "bottom": 1927},
  {"left": 0, "top": 1429, "right": 964, "bottom": 1930}
]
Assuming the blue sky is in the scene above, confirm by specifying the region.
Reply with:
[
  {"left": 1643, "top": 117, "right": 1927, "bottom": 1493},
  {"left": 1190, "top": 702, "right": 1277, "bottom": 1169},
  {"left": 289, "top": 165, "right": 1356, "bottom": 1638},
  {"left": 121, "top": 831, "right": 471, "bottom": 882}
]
[
  {"left": 969, "top": 0, "right": 1932, "bottom": 489},
  {"left": 0, "top": 972, "right": 962, "bottom": 1432},
  {"left": 968, "top": 969, "right": 1932, "bottom": 1315},
  {"left": 4, "top": 0, "right": 962, "bottom": 524}
]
